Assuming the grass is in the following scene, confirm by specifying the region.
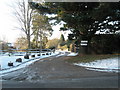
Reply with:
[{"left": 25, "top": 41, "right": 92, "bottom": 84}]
[{"left": 66, "top": 54, "right": 118, "bottom": 63}]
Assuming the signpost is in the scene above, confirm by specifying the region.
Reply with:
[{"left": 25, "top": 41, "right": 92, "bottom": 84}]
[{"left": 80, "top": 40, "right": 88, "bottom": 54}]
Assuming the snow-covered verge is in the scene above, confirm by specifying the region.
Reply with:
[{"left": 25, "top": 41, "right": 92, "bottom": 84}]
[
  {"left": 0, "top": 51, "right": 59, "bottom": 75},
  {"left": 55, "top": 51, "right": 66, "bottom": 57},
  {"left": 55, "top": 50, "right": 77, "bottom": 57},
  {"left": 67, "top": 52, "right": 78, "bottom": 56},
  {"left": 74, "top": 57, "right": 119, "bottom": 73}
]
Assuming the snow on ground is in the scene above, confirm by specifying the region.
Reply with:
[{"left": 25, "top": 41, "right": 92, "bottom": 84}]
[
  {"left": 0, "top": 55, "right": 25, "bottom": 70},
  {"left": 67, "top": 52, "right": 78, "bottom": 56},
  {"left": 54, "top": 50, "right": 69, "bottom": 57},
  {"left": 56, "top": 51, "right": 66, "bottom": 57},
  {"left": 55, "top": 54, "right": 65, "bottom": 57},
  {"left": 74, "top": 57, "right": 119, "bottom": 73},
  {"left": 0, "top": 51, "right": 59, "bottom": 75}
]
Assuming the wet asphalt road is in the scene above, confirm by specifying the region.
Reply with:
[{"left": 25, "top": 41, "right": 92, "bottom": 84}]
[{"left": 2, "top": 76, "right": 118, "bottom": 88}]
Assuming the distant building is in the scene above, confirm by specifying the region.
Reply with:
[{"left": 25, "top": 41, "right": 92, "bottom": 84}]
[
  {"left": 7, "top": 43, "right": 15, "bottom": 49},
  {"left": 7, "top": 43, "right": 12, "bottom": 47},
  {"left": 0, "top": 42, "right": 15, "bottom": 51},
  {"left": 0, "top": 41, "right": 3, "bottom": 50}
]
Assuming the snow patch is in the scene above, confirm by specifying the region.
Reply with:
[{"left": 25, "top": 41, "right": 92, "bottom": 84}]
[
  {"left": 67, "top": 52, "right": 78, "bottom": 56},
  {"left": 55, "top": 51, "right": 66, "bottom": 57},
  {"left": 74, "top": 57, "right": 119, "bottom": 73}
]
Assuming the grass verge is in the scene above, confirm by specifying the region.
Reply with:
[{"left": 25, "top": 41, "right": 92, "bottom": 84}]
[{"left": 66, "top": 54, "right": 118, "bottom": 63}]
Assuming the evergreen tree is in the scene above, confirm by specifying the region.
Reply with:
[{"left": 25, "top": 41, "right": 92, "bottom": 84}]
[
  {"left": 59, "top": 34, "right": 65, "bottom": 46},
  {"left": 32, "top": 10, "right": 53, "bottom": 49},
  {"left": 30, "top": 2, "right": 120, "bottom": 54}
]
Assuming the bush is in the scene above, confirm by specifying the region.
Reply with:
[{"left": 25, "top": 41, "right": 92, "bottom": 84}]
[
  {"left": 24, "top": 54, "right": 29, "bottom": 59},
  {"left": 37, "top": 54, "right": 40, "bottom": 56},
  {"left": 8, "top": 62, "right": 13, "bottom": 66},
  {"left": 58, "top": 45, "right": 68, "bottom": 50},
  {"left": 49, "top": 46, "right": 55, "bottom": 49},
  {"left": 16, "top": 58, "right": 22, "bottom": 62},
  {"left": 46, "top": 53, "right": 49, "bottom": 55},
  {"left": 31, "top": 55, "right": 35, "bottom": 57}
]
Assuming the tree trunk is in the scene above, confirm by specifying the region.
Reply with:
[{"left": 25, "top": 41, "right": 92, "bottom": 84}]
[
  {"left": 27, "top": 35, "right": 31, "bottom": 49},
  {"left": 80, "top": 46, "right": 88, "bottom": 55},
  {"left": 40, "top": 36, "right": 42, "bottom": 53}
]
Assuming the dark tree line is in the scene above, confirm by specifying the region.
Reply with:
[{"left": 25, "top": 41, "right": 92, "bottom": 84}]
[{"left": 30, "top": 2, "right": 120, "bottom": 54}]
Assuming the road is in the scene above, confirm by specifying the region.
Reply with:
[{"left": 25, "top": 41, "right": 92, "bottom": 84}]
[{"left": 1, "top": 52, "right": 119, "bottom": 88}]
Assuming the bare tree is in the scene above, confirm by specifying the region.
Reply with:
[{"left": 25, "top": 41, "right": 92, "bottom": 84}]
[
  {"left": 14, "top": 36, "right": 28, "bottom": 49},
  {"left": 13, "top": 0, "right": 34, "bottom": 49}
]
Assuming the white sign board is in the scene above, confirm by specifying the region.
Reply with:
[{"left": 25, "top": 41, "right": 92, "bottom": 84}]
[{"left": 80, "top": 40, "right": 88, "bottom": 46}]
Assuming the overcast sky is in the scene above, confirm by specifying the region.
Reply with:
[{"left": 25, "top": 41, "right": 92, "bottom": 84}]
[
  {"left": 0, "top": 0, "right": 23, "bottom": 43},
  {"left": 0, "top": 0, "right": 70, "bottom": 43}
]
